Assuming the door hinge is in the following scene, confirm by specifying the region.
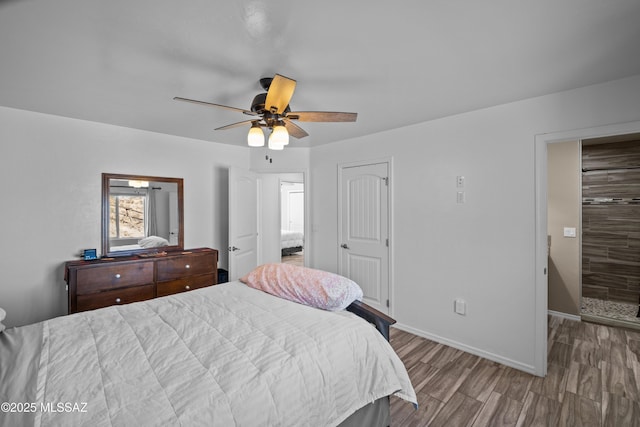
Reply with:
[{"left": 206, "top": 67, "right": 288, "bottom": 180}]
[
  {"left": 383, "top": 177, "right": 389, "bottom": 186},
  {"left": 386, "top": 299, "right": 389, "bottom": 308},
  {"left": 386, "top": 238, "right": 389, "bottom": 247}
]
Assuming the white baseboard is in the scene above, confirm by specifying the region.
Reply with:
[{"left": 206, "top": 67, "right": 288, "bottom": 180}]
[
  {"left": 547, "top": 310, "right": 581, "bottom": 322},
  {"left": 393, "top": 322, "right": 539, "bottom": 376}
]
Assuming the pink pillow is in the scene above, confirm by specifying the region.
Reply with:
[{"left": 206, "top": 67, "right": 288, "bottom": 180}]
[{"left": 240, "top": 263, "right": 363, "bottom": 311}]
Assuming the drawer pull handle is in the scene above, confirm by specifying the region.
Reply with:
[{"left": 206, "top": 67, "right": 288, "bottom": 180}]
[
  {"left": 115, "top": 274, "right": 121, "bottom": 279},
  {"left": 185, "top": 264, "right": 190, "bottom": 269},
  {"left": 185, "top": 285, "right": 190, "bottom": 290},
  {"left": 115, "top": 298, "right": 122, "bottom": 303}
]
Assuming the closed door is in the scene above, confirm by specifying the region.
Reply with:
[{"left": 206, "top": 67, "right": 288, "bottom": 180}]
[
  {"left": 228, "top": 167, "right": 258, "bottom": 280},
  {"left": 339, "top": 162, "right": 390, "bottom": 313}
]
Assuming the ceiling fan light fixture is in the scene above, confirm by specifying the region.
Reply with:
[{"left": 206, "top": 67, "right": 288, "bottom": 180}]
[
  {"left": 128, "top": 180, "right": 149, "bottom": 188},
  {"left": 268, "top": 136, "right": 285, "bottom": 150},
  {"left": 270, "top": 123, "right": 289, "bottom": 146},
  {"left": 175, "top": 73, "right": 357, "bottom": 148},
  {"left": 247, "top": 122, "right": 265, "bottom": 147}
]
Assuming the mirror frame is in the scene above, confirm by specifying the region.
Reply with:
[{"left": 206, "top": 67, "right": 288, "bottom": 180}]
[{"left": 101, "top": 173, "right": 184, "bottom": 257}]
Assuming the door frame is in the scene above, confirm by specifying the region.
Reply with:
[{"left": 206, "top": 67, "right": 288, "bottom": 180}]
[
  {"left": 279, "top": 179, "right": 305, "bottom": 234},
  {"left": 534, "top": 119, "right": 640, "bottom": 377},
  {"left": 337, "top": 157, "right": 394, "bottom": 315},
  {"left": 256, "top": 169, "right": 309, "bottom": 267}
]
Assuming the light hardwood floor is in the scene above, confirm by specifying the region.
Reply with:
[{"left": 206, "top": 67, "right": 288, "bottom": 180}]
[
  {"left": 281, "top": 252, "right": 304, "bottom": 267},
  {"left": 389, "top": 315, "right": 640, "bottom": 426}
]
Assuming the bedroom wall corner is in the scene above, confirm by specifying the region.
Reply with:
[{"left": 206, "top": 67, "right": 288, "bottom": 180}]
[
  {"left": 0, "top": 106, "right": 250, "bottom": 328},
  {"left": 309, "top": 74, "right": 640, "bottom": 374}
]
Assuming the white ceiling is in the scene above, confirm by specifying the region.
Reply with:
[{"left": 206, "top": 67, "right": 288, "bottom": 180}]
[{"left": 1, "top": 0, "right": 640, "bottom": 148}]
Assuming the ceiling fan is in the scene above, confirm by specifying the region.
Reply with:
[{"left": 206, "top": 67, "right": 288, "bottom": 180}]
[{"left": 174, "top": 74, "right": 357, "bottom": 150}]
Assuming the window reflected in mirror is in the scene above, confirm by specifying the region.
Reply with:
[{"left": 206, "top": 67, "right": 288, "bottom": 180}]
[{"left": 102, "top": 173, "right": 183, "bottom": 257}]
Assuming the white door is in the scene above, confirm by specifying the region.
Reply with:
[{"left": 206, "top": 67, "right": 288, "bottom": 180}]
[
  {"left": 288, "top": 190, "right": 304, "bottom": 233},
  {"left": 229, "top": 167, "right": 259, "bottom": 281},
  {"left": 338, "top": 162, "right": 390, "bottom": 313}
]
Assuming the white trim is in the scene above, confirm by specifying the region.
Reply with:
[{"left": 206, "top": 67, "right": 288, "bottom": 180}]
[
  {"left": 534, "top": 119, "right": 640, "bottom": 377},
  {"left": 548, "top": 310, "right": 581, "bottom": 322},
  {"left": 337, "top": 157, "right": 394, "bottom": 316},
  {"left": 393, "top": 323, "right": 538, "bottom": 376},
  {"left": 534, "top": 135, "right": 549, "bottom": 377}
]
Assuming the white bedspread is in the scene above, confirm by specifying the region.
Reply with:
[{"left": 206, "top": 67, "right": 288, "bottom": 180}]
[{"left": 0, "top": 281, "right": 415, "bottom": 427}]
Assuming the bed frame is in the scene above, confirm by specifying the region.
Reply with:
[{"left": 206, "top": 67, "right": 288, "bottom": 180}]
[
  {"left": 346, "top": 300, "right": 396, "bottom": 342},
  {"left": 344, "top": 300, "right": 396, "bottom": 427},
  {"left": 281, "top": 246, "right": 303, "bottom": 256}
]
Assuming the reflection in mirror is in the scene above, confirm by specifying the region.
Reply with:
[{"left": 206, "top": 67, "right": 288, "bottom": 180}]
[{"left": 102, "top": 173, "right": 184, "bottom": 257}]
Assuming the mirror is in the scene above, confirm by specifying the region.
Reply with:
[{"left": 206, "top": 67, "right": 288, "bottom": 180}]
[{"left": 102, "top": 173, "right": 184, "bottom": 257}]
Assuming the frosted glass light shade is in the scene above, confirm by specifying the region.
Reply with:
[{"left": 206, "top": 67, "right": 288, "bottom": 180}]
[
  {"left": 270, "top": 124, "right": 289, "bottom": 146},
  {"left": 268, "top": 136, "right": 284, "bottom": 150},
  {"left": 247, "top": 124, "right": 265, "bottom": 147}
]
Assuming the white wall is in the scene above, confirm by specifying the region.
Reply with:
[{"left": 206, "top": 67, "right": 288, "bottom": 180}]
[
  {"left": 547, "top": 141, "right": 581, "bottom": 316},
  {"left": 0, "top": 106, "right": 249, "bottom": 328},
  {"left": 310, "top": 74, "right": 640, "bottom": 373},
  {"left": 3, "top": 74, "right": 640, "bottom": 373}
]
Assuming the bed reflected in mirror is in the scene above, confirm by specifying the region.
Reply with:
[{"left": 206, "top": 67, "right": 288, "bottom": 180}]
[{"left": 102, "top": 173, "right": 184, "bottom": 257}]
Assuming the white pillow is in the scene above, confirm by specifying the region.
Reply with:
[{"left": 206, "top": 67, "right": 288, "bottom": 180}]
[{"left": 138, "top": 236, "right": 170, "bottom": 248}]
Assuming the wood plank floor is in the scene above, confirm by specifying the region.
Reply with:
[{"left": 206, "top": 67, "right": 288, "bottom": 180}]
[
  {"left": 389, "top": 316, "right": 640, "bottom": 426},
  {"left": 281, "top": 252, "right": 304, "bottom": 266}
]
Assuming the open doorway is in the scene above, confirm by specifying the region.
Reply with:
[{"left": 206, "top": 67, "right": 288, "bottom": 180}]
[
  {"left": 280, "top": 178, "right": 304, "bottom": 266},
  {"left": 251, "top": 171, "right": 307, "bottom": 266},
  {"left": 536, "top": 120, "right": 640, "bottom": 376},
  {"left": 580, "top": 133, "right": 640, "bottom": 327}
]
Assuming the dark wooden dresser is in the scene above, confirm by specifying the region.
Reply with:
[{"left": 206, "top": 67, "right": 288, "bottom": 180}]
[{"left": 65, "top": 248, "right": 218, "bottom": 314}]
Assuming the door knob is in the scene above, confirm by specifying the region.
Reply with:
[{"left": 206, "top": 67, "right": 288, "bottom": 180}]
[
  {"left": 340, "top": 243, "right": 350, "bottom": 249},
  {"left": 228, "top": 246, "right": 239, "bottom": 252}
]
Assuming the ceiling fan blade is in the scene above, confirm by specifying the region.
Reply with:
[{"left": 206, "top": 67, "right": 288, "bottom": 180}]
[
  {"left": 286, "top": 111, "right": 357, "bottom": 122},
  {"left": 282, "top": 119, "right": 309, "bottom": 139},
  {"left": 174, "top": 97, "right": 257, "bottom": 116},
  {"left": 264, "top": 74, "right": 296, "bottom": 114},
  {"left": 215, "top": 119, "right": 255, "bottom": 131}
]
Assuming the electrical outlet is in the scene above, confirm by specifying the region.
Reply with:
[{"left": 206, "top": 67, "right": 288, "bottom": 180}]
[{"left": 456, "top": 175, "right": 465, "bottom": 188}]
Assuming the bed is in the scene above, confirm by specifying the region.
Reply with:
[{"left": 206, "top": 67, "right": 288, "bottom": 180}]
[
  {"left": 281, "top": 229, "right": 304, "bottom": 256},
  {"left": 110, "top": 235, "right": 171, "bottom": 253},
  {"left": 0, "top": 267, "right": 416, "bottom": 427}
]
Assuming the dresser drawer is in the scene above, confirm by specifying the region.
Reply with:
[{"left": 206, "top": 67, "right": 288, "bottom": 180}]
[
  {"left": 156, "top": 253, "right": 216, "bottom": 281},
  {"left": 76, "top": 262, "right": 154, "bottom": 295},
  {"left": 157, "top": 273, "right": 216, "bottom": 297},
  {"left": 76, "top": 284, "right": 155, "bottom": 312}
]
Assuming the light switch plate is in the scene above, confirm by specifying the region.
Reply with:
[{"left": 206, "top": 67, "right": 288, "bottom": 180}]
[{"left": 563, "top": 227, "right": 577, "bottom": 238}]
